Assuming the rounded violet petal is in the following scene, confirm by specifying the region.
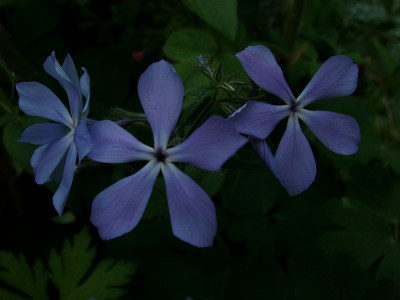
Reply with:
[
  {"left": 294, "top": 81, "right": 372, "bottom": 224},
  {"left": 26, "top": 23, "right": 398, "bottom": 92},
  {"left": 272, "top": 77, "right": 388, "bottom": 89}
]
[
  {"left": 138, "top": 60, "right": 184, "bottom": 149},
  {"left": 91, "top": 160, "right": 161, "bottom": 240},
  {"left": 53, "top": 143, "right": 77, "bottom": 215},
  {"left": 236, "top": 45, "right": 295, "bottom": 104},
  {"left": 74, "top": 118, "right": 92, "bottom": 162},
  {"left": 229, "top": 101, "right": 290, "bottom": 139},
  {"left": 296, "top": 55, "right": 358, "bottom": 106},
  {"left": 161, "top": 163, "right": 217, "bottom": 248},
  {"left": 80, "top": 67, "right": 90, "bottom": 116},
  {"left": 34, "top": 132, "right": 73, "bottom": 184},
  {"left": 166, "top": 115, "right": 247, "bottom": 171},
  {"left": 88, "top": 120, "right": 154, "bottom": 163},
  {"left": 298, "top": 109, "right": 360, "bottom": 155},
  {"left": 43, "top": 52, "right": 82, "bottom": 125},
  {"left": 19, "top": 123, "right": 70, "bottom": 145},
  {"left": 248, "top": 137, "right": 285, "bottom": 187},
  {"left": 275, "top": 115, "right": 316, "bottom": 196},
  {"left": 17, "top": 82, "right": 73, "bottom": 127}
]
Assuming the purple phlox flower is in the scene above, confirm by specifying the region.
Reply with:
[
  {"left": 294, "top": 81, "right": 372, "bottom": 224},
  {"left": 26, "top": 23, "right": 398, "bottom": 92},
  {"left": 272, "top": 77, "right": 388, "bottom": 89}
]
[
  {"left": 229, "top": 45, "right": 360, "bottom": 196},
  {"left": 17, "top": 51, "right": 92, "bottom": 215},
  {"left": 88, "top": 60, "right": 247, "bottom": 247}
]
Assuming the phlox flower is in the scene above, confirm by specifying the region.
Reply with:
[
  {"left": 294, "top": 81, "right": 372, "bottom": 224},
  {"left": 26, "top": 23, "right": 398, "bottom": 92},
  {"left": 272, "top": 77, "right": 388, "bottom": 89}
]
[
  {"left": 230, "top": 45, "right": 360, "bottom": 196},
  {"left": 88, "top": 60, "right": 247, "bottom": 247},
  {"left": 17, "top": 52, "right": 92, "bottom": 215}
]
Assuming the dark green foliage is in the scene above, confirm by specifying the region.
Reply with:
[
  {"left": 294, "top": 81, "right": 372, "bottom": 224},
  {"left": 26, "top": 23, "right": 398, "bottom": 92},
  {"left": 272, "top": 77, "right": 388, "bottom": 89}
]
[{"left": 1, "top": 0, "right": 400, "bottom": 298}]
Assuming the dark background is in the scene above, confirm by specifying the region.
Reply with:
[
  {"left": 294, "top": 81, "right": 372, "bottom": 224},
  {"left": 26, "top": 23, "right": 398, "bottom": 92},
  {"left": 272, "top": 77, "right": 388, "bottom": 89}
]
[{"left": 1, "top": 0, "right": 400, "bottom": 299}]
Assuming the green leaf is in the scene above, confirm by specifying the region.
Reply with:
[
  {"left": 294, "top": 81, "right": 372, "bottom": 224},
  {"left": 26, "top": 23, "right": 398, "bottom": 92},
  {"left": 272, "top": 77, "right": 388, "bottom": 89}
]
[
  {"left": 67, "top": 259, "right": 136, "bottom": 300},
  {"left": 288, "top": 247, "right": 366, "bottom": 300},
  {"left": 382, "top": 146, "right": 400, "bottom": 175},
  {"left": 317, "top": 198, "right": 400, "bottom": 283},
  {"left": 223, "top": 256, "right": 294, "bottom": 299},
  {"left": 184, "top": 165, "right": 226, "bottom": 197},
  {"left": 181, "top": 0, "right": 238, "bottom": 41},
  {"left": 2, "top": 121, "right": 35, "bottom": 172},
  {"left": 48, "top": 229, "right": 135, "bottom": 300},
  {"left": 163, "top": 28, "right": 218, "bottom": 62},
  {"left": 0, "top": 252, "right": 48, "bottom": 300}
]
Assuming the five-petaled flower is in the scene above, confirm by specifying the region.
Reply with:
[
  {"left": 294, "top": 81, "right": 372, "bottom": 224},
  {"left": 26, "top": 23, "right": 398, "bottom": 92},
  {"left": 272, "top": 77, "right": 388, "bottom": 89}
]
[
  {"left": 230, "top": 45, "right": 361, "bottom": 196},
  {"left": 88, "top": 60, "right": 247, "bottom": 247},
  {"left": 17, "top": 52, "right": 92, "bottom": 215}
]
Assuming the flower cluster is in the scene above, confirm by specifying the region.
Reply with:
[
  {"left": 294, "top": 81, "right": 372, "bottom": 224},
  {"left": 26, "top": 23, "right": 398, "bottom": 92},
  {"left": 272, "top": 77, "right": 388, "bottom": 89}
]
[
  {"left": 229, "top": 45, "right": 360, "bottom": 196},
  {"left": 17, "top": 46, "right": 360, "bottom": 247}
]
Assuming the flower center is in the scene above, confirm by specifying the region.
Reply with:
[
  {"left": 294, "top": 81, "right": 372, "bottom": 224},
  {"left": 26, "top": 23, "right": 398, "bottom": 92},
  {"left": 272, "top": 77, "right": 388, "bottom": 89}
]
[
  {"left": 154, "top": 148, "right": 167, "bottom": 162},
  {"left": 290, "top": 101, "right": 301, "bottom": 114}
]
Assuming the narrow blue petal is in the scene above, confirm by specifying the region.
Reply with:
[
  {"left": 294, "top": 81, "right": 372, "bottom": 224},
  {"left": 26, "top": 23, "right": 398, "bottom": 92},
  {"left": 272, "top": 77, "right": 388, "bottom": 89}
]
[
  {"left": 275, "top": 115, "right": 316, "bottom": 196},
  {"left": 296, "top": 55, "right": 358, "bottom": 106},
  {"left": 236, "top": 45, "right": 295, "bottom": 104},
  {"left": 43, "top": 52, "right": 82, "bottom": 125},
  {"left": 62, "top": 54, "right": 82, "bottom": 96},
  {"left": 88, "top": 120, "right": 154, "bottom": 163},
  {"left": 50, "top": 153, "right": 68, "bottom": 184},
  {"left": 248, "top": 137, "right": 285, "bottom": 187},
  {"left": 229, "top": 101, "right": 290, "bottom": 139},
  {"left": 31, "top": 144, "right": 49, "bottom": 178},
  {"left": 17, "top": 82, "right": 73, "bottom": 127},
  {"left": 298, "top": 109, "right": 360, "bottom": 155},
  {"left": 80, "top": 67, "right": 90, "bottom": 116},
  {"left": 161, "top": 163, "right": 217, "bottom": 247},
  {"left": 19, "top": 123, "right": 70, "bottom": 145},
  {"left": 34, "top": 133, "right": 73, "bottom": 184},
  {"left": 138, "top": 60, "right": 184, "bottom": 149},
  {"left": 53, "top": 144, "right": 77, "bottom": 215},
  {"left": 74, "top": 118, "right": 92, "bottom": 162},
  {"left": 166, "top": 115, "right": 247, "bottom": 171},
  {"left": 91, "top": 161, "right": 161, "bottom": 240}
]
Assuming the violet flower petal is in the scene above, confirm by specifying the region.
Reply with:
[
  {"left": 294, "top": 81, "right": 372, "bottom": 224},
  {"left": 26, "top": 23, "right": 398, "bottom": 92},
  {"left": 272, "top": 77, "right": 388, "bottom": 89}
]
[
  {"left": 229, "top": 101, "right": 290, "bottom": 139},
  {"left": 43, "top": 52, "right": 81, "bottom": 124},
  {"left": 166, "top": 116, "right": 247, "bottom": 171},
  {"left": 80, "top": 67, "right": 90, "bottom": 116},
  {"left": 31, "top": 144, "right": 48, "bottom": 172},
  {"left": 34, "top": 133, "right": 73, "bottom": 184},
  {"left": 236, "top": 45, "right": 295, "bottom": 104},
  {"left": 138, "top": 60, "right": 184, "bottom": 149},
  {"left": 248, "top": 137, "right": 285, "bottom": 187},
  {"left": 90, "top": 161, "right": 161, "bottom": 240},
  {"left": 275, "top": 115, "right": 316, "bottom": 196},
  {"left": 88, "top": 120, "right": 154, "bottom": 163},
  {"left": 161, "top": 163, "right": 217, "bottom": 247},
  {"left": 19, "top": 123, "right": 70, "bottom": 145},
  {"left": 16, "top": 82, "right": 73, "bottom": 127},
  {"left": 74, "top": 118, "right": 93, "bottom": 162},
  {"left": 296, "top": 55, "right": 358, "bottom": 106},
  {"left": 53, "top": 144, "right": 77, "bottom": 215},
  {"left": 298, "top": 109, "right": 361, "bottom": 155}
]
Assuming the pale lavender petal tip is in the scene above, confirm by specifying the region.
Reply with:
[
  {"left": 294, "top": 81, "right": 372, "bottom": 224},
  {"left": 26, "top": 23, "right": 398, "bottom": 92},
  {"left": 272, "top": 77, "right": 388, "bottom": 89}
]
[
  {"left": 299, "top": 109, "right": 361, "bottom": 155},
  {"left": 138, "top": 60, "right": 184, "bottom": 149},
  {"left": 91, "top": 161, "right": 160, "bottom": 240},
  {"left": 236, "top": 45, "right": 295, "bottom": 104},
  {"left": 162, "top": 163, "right": 217, "bottom": 247},
  {"left": 275, "top": 115, "right": 316, "bottom": 196},
  {"left": 297, "top": 55, "right": 358, "bottom": 106}
]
